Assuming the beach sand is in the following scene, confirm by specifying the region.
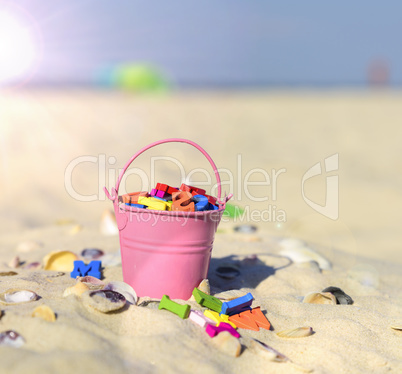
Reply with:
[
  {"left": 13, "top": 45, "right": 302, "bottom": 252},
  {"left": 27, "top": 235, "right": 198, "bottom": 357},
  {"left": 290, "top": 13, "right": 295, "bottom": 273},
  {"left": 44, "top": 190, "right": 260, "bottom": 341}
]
[{"left": 0, "top": 89, "right": 401, "bottom": 373}]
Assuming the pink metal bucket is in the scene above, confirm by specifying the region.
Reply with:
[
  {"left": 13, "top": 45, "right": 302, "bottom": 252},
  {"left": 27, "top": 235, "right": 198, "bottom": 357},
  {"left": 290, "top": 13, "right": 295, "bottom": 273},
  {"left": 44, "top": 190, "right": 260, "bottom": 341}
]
[{"left": 104, "top": 139, "right": 231, "bottom": 299}]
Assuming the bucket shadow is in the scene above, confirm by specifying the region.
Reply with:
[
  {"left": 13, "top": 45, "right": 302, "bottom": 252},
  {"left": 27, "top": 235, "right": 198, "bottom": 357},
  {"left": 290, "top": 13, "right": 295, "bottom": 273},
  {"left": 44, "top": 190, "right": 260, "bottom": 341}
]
[{"left": 208, "top": 254, "right": 291, "bottom": 291}]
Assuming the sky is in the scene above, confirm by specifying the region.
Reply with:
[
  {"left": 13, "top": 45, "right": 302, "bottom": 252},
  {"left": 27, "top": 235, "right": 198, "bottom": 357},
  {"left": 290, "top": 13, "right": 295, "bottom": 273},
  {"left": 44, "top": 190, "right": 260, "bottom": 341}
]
[{"left": 1, "top": 0, "right": 401, "bottom": 87}]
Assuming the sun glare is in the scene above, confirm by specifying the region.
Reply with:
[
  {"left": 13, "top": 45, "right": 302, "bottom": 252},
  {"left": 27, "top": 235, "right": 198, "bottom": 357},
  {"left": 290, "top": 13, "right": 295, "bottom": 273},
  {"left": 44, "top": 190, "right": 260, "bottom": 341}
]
[{"left": 0, "top": 8, "right": 38, "bottom": 86}]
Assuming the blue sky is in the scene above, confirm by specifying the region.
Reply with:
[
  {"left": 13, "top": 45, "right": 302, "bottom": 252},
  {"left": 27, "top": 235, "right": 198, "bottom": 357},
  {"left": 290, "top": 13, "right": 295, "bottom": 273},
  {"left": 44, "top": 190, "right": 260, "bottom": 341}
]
[{"left": 4, "top": 1, "right": 402, "bottom": 86}]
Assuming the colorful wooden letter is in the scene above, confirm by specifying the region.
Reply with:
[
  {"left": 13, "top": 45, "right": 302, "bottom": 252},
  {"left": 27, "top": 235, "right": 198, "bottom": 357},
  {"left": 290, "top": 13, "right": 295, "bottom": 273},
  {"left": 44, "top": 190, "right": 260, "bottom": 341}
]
[
  {"left": 189, "top": 310, "right": 215, "bottom": 328},
  {"left": 70, "top": 260, "right": 102, "bottom": 279},
  {"left": 171, "top": 191, "right": 195, "bottom": 212},
  {"left": 220, "top": 292, "right": 253, "bottom": 316},
  {"left": 180, "top": 183, "right": 206, "bottom": 196},
  {"left": 122, "top": 191, "right": 149, "bottom": 204},
  {"left": 228, "top": 307, "right": 271, "bottom": 331},
  {"left": 192, "top": 194, "right": 209, "bottom": 211},
  {"left": 204, "top": 310, "right": 237, "bottom": 329},
  {"left": 158, "top": 295, "right": 190, "bottom": 319},
  {"left": 206, "top": 322, "right": 240, "bottom": 338},
  {"left": 138, "top": 196, "right": 169, "bottom": 210},
  {"left": 192, "top": 288, "right": 222, "bottom": 312}
]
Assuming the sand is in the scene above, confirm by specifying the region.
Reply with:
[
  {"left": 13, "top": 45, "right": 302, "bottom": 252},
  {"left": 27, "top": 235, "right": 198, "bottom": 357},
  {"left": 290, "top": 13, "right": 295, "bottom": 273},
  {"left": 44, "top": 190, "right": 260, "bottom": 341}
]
[{"left": 0, "top": 89, "right": 401, "bottom": 373}]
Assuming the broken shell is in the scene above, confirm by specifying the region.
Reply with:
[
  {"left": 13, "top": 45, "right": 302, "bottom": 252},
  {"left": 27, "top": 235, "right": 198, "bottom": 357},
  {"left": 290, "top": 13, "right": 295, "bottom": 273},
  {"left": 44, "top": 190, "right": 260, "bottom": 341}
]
[
  {"left": 250, "top": 338, "right": 289, "bottom": 362},
  {"left": 81, "top": 248, "right": 104, "bottom": 261},
  {"left": 104, "top": 281, "right": 137, "bottom": 305},
  {"left": 24, "top": 262, "right": 41, "bottom": 270},
  {"left": 211, "top": 331, "right": 241, "bottom": 357},
  {"left": 234, "top": 225, "right": 257, "bottom": 234},
  {"left": 43, "top": 251, "right": 78, "bottom": 272},
  {"left": 63, "top": 282, "right": 90, "bottom": 297},
  {"left": 215, "top": 265, "right": 240, "bottom": 279},
  {"left": 276, "top": 327, "right": 313, "bottom": 338},
  {"left": 69, "top": 224, "right": 83, "bottom": 235},
  {"left": 390, "top": 324, "right": 402, "bottom": 331},
  {"left": 82, "top": 290, "right": 126, "bottom": 313},
  {"left": 78, "top": 276, "right": 105, "bottom": 290},
  {"left": 198, "top": 279, "right": 210, "bottom": 295},
  {"left": 303, "top": 292, "right": 337, "bottom": 305},
  {"left": 0, "top": 271, "right": 18, "bottom": 276},
  {"left": 0, "top": 331, "right": 25, "bottom": 348},
  {"left": 8, "top": 256, "right": 20, "bottom": 268},
  {"left": 214, "top": 290, "right": 248, "bottom": 301},
  {"left": 279, "top": 239, "right": 331, "bottom": 270},
  {"left": 322, "top": 286, "right": 353, "bottom": 305},
  {"left": 0, "top": 289, "right": 39, "bottom": 304},
  {"left": 100, "top": 209, "right": 118, "bottom": 236},
  {"left": 16, "top": 240, "right": 43, "bottom": 253},
  {"left": 32, "top": 305, "right": 56, "bottom": 322}
]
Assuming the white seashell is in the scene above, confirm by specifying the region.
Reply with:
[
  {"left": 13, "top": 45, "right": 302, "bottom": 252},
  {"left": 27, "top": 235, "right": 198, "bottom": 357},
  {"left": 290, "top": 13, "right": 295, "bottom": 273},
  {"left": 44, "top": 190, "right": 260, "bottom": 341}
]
[
  {"left": 0, "top": 331, "right": 25, "bottom": 347},
  {"left": 214, "top": 290, "right": 248, "bottom": 301},
  {"left": 63, "top": 282, "right": 90, "bottom": 297},
  {"left": 211, "top": 331, "right": 241, "bottom": 357},
  {"left": 390, "top": 324, "right": 402, "bottom": 331},
  {"left": 16, "top": 240, "right": 43, "bottom": 253},
  {"left": 43, "top": 251, "right": 78, "bottom": 272},
  {"left": 276, "top": 327, "right": 313, "bottom": 338},
  {"left": 279, "top": 239, "right": 331, "bottom": 270},
  {"left": 99, "top": 252, "right": 121, "bottom": 267},
  {"left": 8, "top": 256, "right": 20, "bottom": 268},
  {"left": 303, "top": 292, "right": 337, "bottom": 305},
  {"left": 82, "top": 290, "right": 126, "bottom": 313},
  {"left": 100, "top": 210, "right": 118, "bottom": 236},
  {"left": 32, "top": 305, "right": 56, "bottom": 322},
  {"left": 81, "top": 248, "right": 104, "bottom": 261},
  {"left": 0, "top": 289, "right": 39, "bottom": 304},
  {"left": 104, "top": 281, "right": 137, "bottom": 305},
  {"left": 250, "top": 338, "right": 289, "bottom": 362}
]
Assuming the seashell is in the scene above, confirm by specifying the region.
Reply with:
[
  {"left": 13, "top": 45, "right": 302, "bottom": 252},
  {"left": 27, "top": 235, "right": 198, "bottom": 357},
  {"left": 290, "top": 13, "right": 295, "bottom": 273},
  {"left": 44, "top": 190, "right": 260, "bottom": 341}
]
[
  {"left": 215, "top": 265, "right": 240, "bottom": 280},
  {"left": 214, "top": 290, "right": 248, "bottom": 301},
  {"left": 104, "top": 281, "right": 137, "bottom": 305},
  {"left": 81, "top": 248, "right": 104, "bottom": 261},
  {"left": 0, "top": 289, "right": 39, "bottom": 304},
  {"left": 241, "top": 254, "right": 261, "bottom": 266},
  {"left": 78, "top": 276, "right": 105, "bottom": 290},
  {"left": 250, "top": 338, "right": 289, "bottom": 362},
  {"left": 296, "top": 260, "right": 321, "bottom": 272},
  {"left": 276, "top": 327, "right": 313, "bottom": 338},
  {"left": 16, "top": 240, "right": 43, "bottom": 253},
  {"left": 100, "top": 209, "right": 118, "bottom": 236},
  {"left": 303, "top": 292, "right": 337, "bottom": 305},
  {"left": 137, "top": 297, "right": 160, "bottom": 308},
  {"left": 69, "top": 224, "right": 82, "bottom": 235},
  {"left": 198, "top": 279, "right": 210, "bottom": 295},
  {"left": 322, "top": 286, "right": 353, "bottom": 305},
  {"left": 234, "top": 225, "right": 257, "bottom": 234},
  {"left": 43, "top": 251, "right": 78, "bottom": 272},
  {"left": 32, "top": 305, "right": 56, "bottom": 322},
  {"left": 99, "top": 252, "right": 121, "bottom": 267},
  {"left": 8, "top": 256, "right": 20, "bottom": 268},
  {"left": 0, "top": 331, "right": 25, "bottom": 348},
  {"left": 0, "top": 271, "right": 18, "bottom": 276},
  {"left": 24, "top": 262, "right": 41, "bottom": 270},
  {"left": 82, "top": 290, "right": 126, "bottom": 313},
  {"left": 279, "top": 239, "right": 331, "bottom": 270},
  {"left": 390, "top": 324, "right": 402, "bottom": 331},
  {"left": 211, "top": 331, "right": 241, "bottom": 357},
  {"left": 63, "top": 282, "right": 90, "bottom": 297}
]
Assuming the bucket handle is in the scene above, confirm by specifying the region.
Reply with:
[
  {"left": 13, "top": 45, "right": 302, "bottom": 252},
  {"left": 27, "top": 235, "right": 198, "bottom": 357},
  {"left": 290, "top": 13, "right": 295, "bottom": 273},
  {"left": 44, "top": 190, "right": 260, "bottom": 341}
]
[{"left": 104, "top": 138, "right": 232, "bottom": 206}]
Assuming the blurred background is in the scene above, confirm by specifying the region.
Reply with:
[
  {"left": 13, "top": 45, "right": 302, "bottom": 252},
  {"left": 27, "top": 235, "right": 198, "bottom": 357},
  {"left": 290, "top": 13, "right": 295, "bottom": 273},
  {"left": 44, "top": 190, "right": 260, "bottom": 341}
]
[{"left": 1, "top": 1, "right": 401, "bottom": 263}]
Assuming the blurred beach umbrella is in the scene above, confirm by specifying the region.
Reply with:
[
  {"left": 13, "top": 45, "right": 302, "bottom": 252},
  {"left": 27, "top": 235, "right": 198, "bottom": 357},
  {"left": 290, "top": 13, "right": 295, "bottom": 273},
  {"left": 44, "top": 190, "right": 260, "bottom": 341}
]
[{"left": 96, "top": 64, "right": 169, "bottom": 92}]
